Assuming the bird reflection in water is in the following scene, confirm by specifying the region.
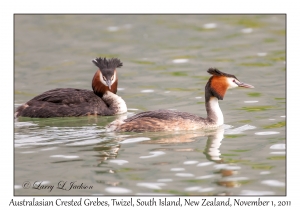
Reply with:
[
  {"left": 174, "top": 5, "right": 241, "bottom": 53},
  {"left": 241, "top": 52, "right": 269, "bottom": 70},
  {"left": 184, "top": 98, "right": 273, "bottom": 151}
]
[
  {"left": 137, "top": 127, "right": 243, "bottom": 192},
  {"left": 92, "top": 125, "right": 251, "bottom": 193}
]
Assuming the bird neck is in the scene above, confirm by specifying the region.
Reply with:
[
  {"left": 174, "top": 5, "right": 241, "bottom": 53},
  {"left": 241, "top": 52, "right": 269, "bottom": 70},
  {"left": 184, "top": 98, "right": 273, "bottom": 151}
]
[
  {"left": 205, "top": 96, "right": 224, "bottom": 126},
  {"left": 92, "top": 70, "right": 118, "bottom": 97},
  {"left": 204, "top": 78, "right": 225, "bottom": 126}
]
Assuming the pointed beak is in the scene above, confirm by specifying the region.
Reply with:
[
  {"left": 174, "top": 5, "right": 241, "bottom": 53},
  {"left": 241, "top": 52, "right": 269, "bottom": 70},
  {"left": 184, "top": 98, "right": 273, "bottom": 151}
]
[
  {"left": 237, "top": 82, "right": 254, "bottom": 88},
  {"left": 106, "top": 80, "right": 112, "bottom": 90}
]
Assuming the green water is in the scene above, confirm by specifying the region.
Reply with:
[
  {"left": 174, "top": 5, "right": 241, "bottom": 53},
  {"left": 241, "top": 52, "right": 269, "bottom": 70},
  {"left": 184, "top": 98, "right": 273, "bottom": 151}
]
[{"left": 14, "top": 15, "right": 285, "bottom": 195}]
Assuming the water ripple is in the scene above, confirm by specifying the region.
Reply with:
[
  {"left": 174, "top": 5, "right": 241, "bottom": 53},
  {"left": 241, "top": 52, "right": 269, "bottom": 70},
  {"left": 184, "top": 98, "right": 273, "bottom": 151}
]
[
  {"left": 66, "top": 139, "right": 103, "bottom": 146},
  {"left": 260, "top": 171, "right": 271, "bottom": 175},
  {"left": 40, "top": 147, "right": 57, "bottom": 151},
  {"left": 270, "top": 151, "right": 285, "bottom": 155},
  {"left": 107, "top": 26, "right": 119, "bottom": 32},
  {"left": 257, "top": 52, "right": 267, "bottom": 56},
  {"left": 183, "top": 160, "right": 198, "bottom": 165},
  {"left": 213, "top": 164, "right": 228, "bottom": 169},
  {"left": 140, "top": 151, "right": 165, "bottom": 159},
  {"left": 199, "top": 187, "right": 214, "bottom": 192},
  {"left": 241, "top": 28, "right": 253, "bottom": 33},
  {"left": 240, "top": 190, "right": 275, "bottom": 195},
  {"left": 175, "top": 173, "right": 194, "bottom": 177},
  {"left": 261, "top": 180, "right": 285, "bottom": 187},
  {"left": 222, "top": 177, "right": 249, "bottom": 181},
  {"left": 172, "top": 59, "right": 189, "bottom": 64},
  {"left": 157, "top": 179, "right": 173, "bottom": 182},
  {"left": 140, "top": 89, "right": 154, "bottom": 93},
  {"left": 203, "top": 23, "right": 217, "bottom": 29},
  {"left": 14, "top": 121, "right": 38, "bottom": 127},
  {"left": 170, "top": 168, "right": 185, "bottom": 171},
  {"left": 196, "top": 175, "right": 216, "bottom": 179},
  {"left": 120, "top": 137, "right": 151, "bottom": 144},
  {"left": 105, "top": 187, "right": 132, "bottom": 194},
  {"left": 184, "top": 186, "right": 214, "bottom": 192},
  {"left": 185, "top": 186, "right": 201, "bottom": 191},
  {"left": 109, "top": 160, "right": 129, "bottom": 165},
  {"left": 270, "top": 144, "right": 285, "bottom": 150},
  {"left": 244, "top": 101, "right": 258, "bottom": 103},
  {"left": 224, "top": 166, "right": 241, "bottom": 170},
  {"left": 225, "top": 124, "right": 256, "bottom": 134},
  {"left": 197, "top": 162, "right": 214, "bottom": 167},
  {"left": 137, "top": 182, "right": 166, "bottom": 190},
  {"left": 50, "top": 155, "right": 79, "bottom": 159},
  {"left": 255, "top": 131, "right": 280, "bottom": 135},
  {"left": 20, "top": 151, "right": 36, "bottom": 154},
  {"left": 127, "top": 108, "right": 139, "bottom": 111},
  {"left": 15, "top": 126, "right": 101, "bottom": 147}
]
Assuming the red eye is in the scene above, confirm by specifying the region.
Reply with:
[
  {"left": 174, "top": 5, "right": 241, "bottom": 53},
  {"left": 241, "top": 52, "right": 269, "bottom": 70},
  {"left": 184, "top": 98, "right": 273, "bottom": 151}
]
[{"left": 233, "top": 79, "right": 235, "bottom": 82}]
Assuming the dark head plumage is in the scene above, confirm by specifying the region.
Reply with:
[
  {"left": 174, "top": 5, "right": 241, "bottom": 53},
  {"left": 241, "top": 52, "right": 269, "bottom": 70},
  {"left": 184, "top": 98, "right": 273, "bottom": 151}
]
[
  {"left": 91, "top": 57, "right": 121, "bottom": 97},
  {"left": 205, "top": 68, "right": 237, "bottom": 101},
  {"left": 207, "top": 68, "right": 237, "bottom": 79},
  {"left": 92, "top": 57, "right": 123, "bottom": 71},
  {"left": 205, "top": 68, "right": 254, "bottom": 101}
]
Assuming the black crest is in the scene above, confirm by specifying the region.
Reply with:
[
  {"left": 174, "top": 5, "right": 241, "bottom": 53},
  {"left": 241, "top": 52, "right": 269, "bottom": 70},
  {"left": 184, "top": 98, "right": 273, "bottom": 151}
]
[
  {"left": 92, "top": 57, "right": 123, "bottom": 70},
  {"left": 207, "top": 68, "right": 237, "bottom": 79}
]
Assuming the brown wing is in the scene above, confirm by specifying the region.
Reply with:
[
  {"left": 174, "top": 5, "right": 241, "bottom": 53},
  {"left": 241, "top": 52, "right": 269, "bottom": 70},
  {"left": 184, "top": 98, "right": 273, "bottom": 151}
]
[
  {"left": 15, "top": 88, "right": 116, "bottom": 118},
  {"left": 117, "top": 110, "right": 205, "bottom": 132},
  {"left": 30, "top": 88, "right": 94, "bottom": 104},
  {"left": 124, "top": 109, "right": 202, "bottom": 122}
]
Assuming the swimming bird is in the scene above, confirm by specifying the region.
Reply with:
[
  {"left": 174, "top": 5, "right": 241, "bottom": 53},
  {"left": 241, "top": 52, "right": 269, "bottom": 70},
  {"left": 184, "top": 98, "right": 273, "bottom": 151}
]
[
  {"left": 15, "top": 57, "right": 127, "bottom": 118},
  {"left": 107, "top": 68, "right": 254, "bottom": 132}
]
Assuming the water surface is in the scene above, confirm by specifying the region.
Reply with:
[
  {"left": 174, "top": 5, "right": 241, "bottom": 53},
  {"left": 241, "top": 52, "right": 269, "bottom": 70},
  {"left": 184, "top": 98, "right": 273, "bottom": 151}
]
[{"left": 14, "top": 15, "right": 285, "bottom": 195}]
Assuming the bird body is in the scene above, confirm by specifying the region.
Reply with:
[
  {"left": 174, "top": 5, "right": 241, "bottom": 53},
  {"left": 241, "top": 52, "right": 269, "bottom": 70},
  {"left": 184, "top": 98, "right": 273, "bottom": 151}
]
[
  {"left": 15, "top": 57, "right": 127, "bottom": 118},
  {"left": 107, "top": 68, "right": 254, "bottom": 132}
]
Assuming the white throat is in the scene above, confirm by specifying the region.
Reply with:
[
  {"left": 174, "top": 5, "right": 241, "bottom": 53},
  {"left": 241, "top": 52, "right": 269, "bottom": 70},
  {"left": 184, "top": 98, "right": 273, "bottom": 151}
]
[
  {"left": 207, "top": 97, "right": 224, "bottom": 126},
  {"left": 102, "top": 91, "right": 127, "bottom": 115}
]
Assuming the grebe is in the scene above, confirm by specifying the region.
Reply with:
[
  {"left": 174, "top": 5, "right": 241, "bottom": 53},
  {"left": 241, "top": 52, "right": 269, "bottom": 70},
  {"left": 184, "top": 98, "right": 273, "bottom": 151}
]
[
  {"left": 107, "top": 68, "right": 254, "bottom": 132},
  {"left": 15, "top": 57, "right": 127, "bottom": 118}
]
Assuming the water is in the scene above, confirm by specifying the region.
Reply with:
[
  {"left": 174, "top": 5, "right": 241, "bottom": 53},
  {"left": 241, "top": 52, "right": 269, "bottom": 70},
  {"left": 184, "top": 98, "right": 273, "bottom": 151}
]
[{"left": 14, "top": 15, "right": 285, "bottom": 195}]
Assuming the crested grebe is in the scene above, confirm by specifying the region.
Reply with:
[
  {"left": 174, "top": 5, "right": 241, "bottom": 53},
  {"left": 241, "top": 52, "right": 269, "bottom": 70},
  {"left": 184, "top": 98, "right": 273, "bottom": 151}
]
[
  {"left": 15, "top": 57, "right": 127, "bottom": 118},
  {"left": 107, "top": 68, "right": 254, "bottom": 132}
]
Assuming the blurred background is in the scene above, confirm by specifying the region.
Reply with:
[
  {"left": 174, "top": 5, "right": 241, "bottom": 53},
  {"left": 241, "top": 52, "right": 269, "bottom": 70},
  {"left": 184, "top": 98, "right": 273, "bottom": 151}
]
[{"left": 14, "top": 15, "right": 285, "bottom": 195}]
